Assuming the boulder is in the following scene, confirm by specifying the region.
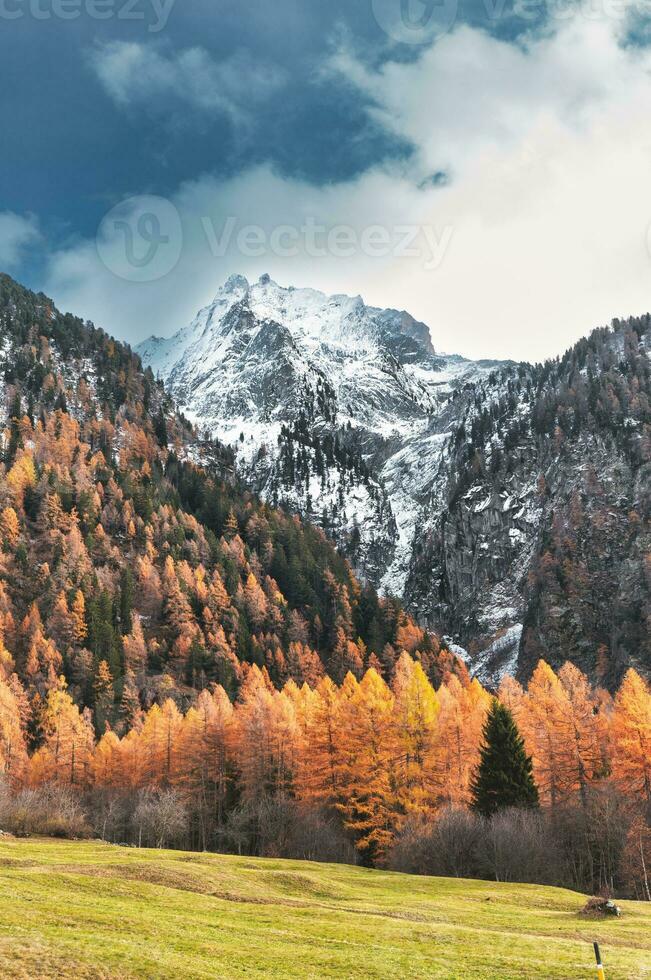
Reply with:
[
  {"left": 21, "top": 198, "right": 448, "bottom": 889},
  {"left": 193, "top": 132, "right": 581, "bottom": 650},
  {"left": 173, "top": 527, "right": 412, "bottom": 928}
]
[{"left": 581, "top": 897, "right": 622, "bottom": 918}]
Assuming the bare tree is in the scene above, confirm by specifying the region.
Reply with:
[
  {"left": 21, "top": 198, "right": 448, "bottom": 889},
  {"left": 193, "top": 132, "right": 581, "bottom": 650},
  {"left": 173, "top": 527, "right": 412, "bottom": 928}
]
[{"left": 133, "top": 790, "right": 188, "bottom": 849}]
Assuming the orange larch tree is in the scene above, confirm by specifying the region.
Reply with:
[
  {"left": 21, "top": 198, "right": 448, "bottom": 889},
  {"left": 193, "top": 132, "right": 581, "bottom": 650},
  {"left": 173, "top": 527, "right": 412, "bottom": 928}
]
[
  {"left": 520, "top": 661, "right": 574, "bottom": 809},
  {"left": 234, "top": 667, "right": 298, "bottom": 802},
  {"left": 611, "top": 669, "right": 651, "bottom": 802},
  {"left": 295, "top": 674, "right": 345, "bottom": 809},
  {"left": 434, "top": 675, "right": 490, "bottom": 807},
  {"left": 557, "top": 661, "right": 604, "bottom": 806},
  {"left": 176, "top": 686, "right": 234, "bottom": 846}
]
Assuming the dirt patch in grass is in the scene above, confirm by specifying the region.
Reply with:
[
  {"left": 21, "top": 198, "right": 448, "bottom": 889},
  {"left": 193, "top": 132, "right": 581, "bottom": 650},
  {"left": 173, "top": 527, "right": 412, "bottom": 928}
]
[
  {"left": 0, "top": 858, "right": 37, "bottom": 869},
  {"left": 257, "top": 870, "right": 346, "bottom": 901},
  {"left": 175, "top": 855, "right": 216, "bottom": 866},
  {"left": 0, "top": 936, "right": 124, "bottom": 980},
  {"left": 55, "top": 862, "right": 218, "bottom": 896}
]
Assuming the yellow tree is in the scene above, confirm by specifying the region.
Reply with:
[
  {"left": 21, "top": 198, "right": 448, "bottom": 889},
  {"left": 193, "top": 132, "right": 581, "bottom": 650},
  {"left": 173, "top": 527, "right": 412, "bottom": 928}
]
[
  {"left": 295, "top": 675, "right": 344, "bottom": 807},
  {"left": 92, "top": 730, "right": 122, "bottom": 788},
  {"left": 119, "top": 728, "right": 144, "bottom": 789},
  {"left": 234, "top": 668, "right": 298, "bottom": 802},
  {"left": 32, "top": 677, "right": 95, "bottom": 786},
  {"left": 0, "top": 507, "right": 20, "bottom": 549},
  {"left": 140, "top": 699, "right": 183, "bottom": 787},
  {"left": 0, "top": 674, "right": 28, "bottom": 785},
  {"left": 336, "top": 668, "right": 397, "bottom": 861},
  {"left": 391, "top": 653, "right": 440, "bottom": 818},
  {"left": 6, "top": 453, "right": 36, "bottom": 509},
  {"left": 611, "top": 669, "right": 651, "bottom": 802},
  {"left": 207, "top": 570, "right": 230, "bottom": 619},
  {"left": 434, "top": 675, "right": 490, "bottom": 807},
  {"left": 70, "top": 590, "right": 87, "bottom": 646},
  {"left": 521, "top": 661, "right": 575, "bottom": 809},
  {"left": 177, "top": 686, "right": 234, "bottom": 845}
]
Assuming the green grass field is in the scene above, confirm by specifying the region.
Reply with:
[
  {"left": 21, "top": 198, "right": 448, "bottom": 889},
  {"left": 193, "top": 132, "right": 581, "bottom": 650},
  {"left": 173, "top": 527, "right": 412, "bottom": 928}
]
[{"left": 0, "top": 837, "right": 649, "bottom": 979}]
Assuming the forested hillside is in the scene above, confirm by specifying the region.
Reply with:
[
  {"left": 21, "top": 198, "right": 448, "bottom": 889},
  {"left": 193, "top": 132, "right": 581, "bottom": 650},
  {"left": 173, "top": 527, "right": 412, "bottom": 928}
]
[
  {"left": 407, "top": 315, "right": 651, "bottom": 687},
  {"left": 137, "top": 275, "right": 651, "bottom": 690},
  {"left": 0, "top": 274, "right": 459, "bottom": 726},
  {"left": 0, "top": 276, "right": 649, "bottom": 901}
]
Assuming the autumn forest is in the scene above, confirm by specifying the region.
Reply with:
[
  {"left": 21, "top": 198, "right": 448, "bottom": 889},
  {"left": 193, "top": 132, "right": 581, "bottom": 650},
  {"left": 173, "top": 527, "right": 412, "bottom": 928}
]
[{"left": 0, "top": 275, "right": 649, "bottom": 903}]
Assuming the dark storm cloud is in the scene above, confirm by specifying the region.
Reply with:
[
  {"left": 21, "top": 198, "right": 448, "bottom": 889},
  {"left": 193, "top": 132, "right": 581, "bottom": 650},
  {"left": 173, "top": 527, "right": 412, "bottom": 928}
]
[{"left": 0, "top": 0, "right": 535, "bottom": 291}]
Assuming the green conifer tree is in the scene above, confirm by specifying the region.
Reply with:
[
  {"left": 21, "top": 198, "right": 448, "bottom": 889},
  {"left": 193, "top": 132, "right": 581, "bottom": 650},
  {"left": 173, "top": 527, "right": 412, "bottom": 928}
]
[{"left": 471, "top": 700, "right": 539, "bottom": 817}]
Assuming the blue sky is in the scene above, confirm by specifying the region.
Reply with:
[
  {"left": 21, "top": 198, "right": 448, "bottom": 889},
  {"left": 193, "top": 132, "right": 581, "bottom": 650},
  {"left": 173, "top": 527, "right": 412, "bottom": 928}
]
[{"left": 1, "top": 0, "right": 650, "bottom": 360}]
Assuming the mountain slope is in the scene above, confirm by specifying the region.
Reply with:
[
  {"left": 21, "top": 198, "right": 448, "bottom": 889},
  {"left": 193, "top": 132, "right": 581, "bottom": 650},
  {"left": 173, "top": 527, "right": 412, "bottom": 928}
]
[
  {"left": 406, "top": 317, "right": 651, "bottom": 687},
  {"left": 0, "top": 273, "right": 460, "bottom": 724},
  {"left": 138, "top": 274, "right": 505, "bottom": 589},
  {"left": 139, "top": 276, "right": 651, "bottom": 688}
]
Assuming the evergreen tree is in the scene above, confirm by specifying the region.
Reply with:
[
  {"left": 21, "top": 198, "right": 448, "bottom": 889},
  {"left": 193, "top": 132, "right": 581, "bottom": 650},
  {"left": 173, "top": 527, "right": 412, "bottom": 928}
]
[
  {"left": 93, "top": 660, "right": 115, "bottom": 735},
  {"left": 471, "top": 700, "right": 539, "bottom": 817},
  {"left": 6, "top": 391, "right": 23, "bottom": 465},
  {"left": 154, "top": 409, "right": 168, "bottom": 447},
  {"left": 119, "top": 567, "right": 134, "bottom": 634}
]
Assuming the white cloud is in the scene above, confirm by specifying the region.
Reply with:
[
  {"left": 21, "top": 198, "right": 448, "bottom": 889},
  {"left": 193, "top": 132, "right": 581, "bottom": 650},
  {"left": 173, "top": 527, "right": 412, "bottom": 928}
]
[
  {"left": 49, "top": 15, "right": 651, "bottom": 362},
  {"left": 90, "top": 42, "right": 287, "bottom": 121},
  {"left": 0, "top": 212, "right": 39, "bottom": 270}
]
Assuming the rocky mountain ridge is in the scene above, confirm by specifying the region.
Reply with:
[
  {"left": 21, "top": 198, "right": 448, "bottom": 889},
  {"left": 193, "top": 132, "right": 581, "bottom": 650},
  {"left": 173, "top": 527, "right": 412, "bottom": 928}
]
[
  {"left": 137, "top": 274, "right": 505, "bottom": 587},
  {"left": 138, "top": 276, "right": 651, "bottom": 687}
]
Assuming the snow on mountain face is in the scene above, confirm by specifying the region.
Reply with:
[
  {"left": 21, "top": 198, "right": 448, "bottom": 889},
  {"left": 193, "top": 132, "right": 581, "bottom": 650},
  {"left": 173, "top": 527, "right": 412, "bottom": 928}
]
[
  {"left": 139, "top": 273, "right": 477, "bottom": 433},
  {"left": 137, "top": 273, "right": 503, "bottom": 590},
  {"left": 137, "top": 277, "right": 651, "bottom": 687}
]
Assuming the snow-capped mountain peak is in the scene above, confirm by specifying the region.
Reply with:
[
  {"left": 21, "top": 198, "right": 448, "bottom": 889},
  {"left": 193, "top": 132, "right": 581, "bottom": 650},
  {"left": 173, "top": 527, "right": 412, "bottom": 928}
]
[
  {"left": 137, "top": 276, "right": 651, "bottom": 689},
  {"left": 137, "top": 273, "right": 502, "bottom": 594}
]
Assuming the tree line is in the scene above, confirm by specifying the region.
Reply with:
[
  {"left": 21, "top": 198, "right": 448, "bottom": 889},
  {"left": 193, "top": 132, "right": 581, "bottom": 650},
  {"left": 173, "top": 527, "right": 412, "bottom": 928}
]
[{"left": 0, "top": 655, "right": 649, "bottom": 899}]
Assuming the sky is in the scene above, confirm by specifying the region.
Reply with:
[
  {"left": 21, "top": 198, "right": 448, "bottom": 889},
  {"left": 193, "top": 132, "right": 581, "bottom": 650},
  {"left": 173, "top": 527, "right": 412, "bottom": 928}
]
[{"left": 1, "top": 0, "right": 650, "bottom": 362}]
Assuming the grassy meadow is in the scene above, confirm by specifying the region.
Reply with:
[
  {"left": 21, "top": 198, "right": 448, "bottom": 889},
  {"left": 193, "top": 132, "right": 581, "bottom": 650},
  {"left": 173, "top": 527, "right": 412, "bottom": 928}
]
[{"left": 0, "top": 837, "right": 649, "bottom": 979}]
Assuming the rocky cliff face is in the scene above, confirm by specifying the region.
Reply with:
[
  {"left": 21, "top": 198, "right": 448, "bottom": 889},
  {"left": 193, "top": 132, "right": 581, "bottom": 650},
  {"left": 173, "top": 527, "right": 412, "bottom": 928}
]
[
  {"left": 138, "top": 278, "right": 651, "bottom": 687},
  {"left": 137, "top": 274, "right": 502, "bottom": 587},
  {"left": 406, "top": 319, "right": 651, "bottom": 687}
]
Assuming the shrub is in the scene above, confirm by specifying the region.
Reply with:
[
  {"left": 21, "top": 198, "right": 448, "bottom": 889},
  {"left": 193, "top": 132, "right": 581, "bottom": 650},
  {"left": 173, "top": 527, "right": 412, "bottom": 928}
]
[{"left": 0, "top": 780, "right": 91, "bottom": 839}]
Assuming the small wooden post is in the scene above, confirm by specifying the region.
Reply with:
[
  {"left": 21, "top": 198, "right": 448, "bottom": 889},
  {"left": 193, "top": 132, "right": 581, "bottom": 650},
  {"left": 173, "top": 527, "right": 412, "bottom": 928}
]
[{"left": 594, "top": 942, "right": 606, "bottom": 980}]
